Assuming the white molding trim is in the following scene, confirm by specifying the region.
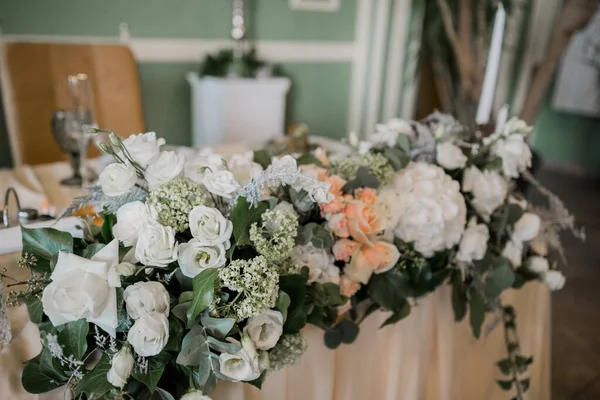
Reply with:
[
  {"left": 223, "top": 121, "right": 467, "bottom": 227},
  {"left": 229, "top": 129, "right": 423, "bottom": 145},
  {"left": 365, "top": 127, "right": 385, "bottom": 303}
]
[
  {"left": 347, "top": 0, "right": 374, "bottom": 135},
  {"left": 383, "top": 0, "right": 411, "bottom": 121},
  {"left": 0, "top": 35, "right": 355, "bottom": 63},
  {"left": 289, "top": 0, "right": 341, "bottom": 12},
  {"left": 364, "top": 0, "right": 391, "bottom": 134}
]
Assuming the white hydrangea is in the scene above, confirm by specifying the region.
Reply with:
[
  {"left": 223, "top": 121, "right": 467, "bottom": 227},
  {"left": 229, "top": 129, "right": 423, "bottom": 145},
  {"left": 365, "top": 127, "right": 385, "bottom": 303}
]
[
  {"left": 290, "top": 243, "right": 340, "bottom": 285},
  {"left": 392, "top": 162, "right": 466, "bottom": 257}
]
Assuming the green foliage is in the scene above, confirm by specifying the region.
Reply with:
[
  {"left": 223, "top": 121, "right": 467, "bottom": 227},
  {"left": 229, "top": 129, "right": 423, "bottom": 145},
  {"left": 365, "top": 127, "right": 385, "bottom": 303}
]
[
  {"left": 367, "top": 270, "right": 410, "bottom": 312},
  {"left": 229, "top": 197, "right": 269, "bottom": 247},
  {"left": 324, "top": 320, "right": 360, "bottom": 349},
  {"left": 276, "top": 291, "right": 292, "bottom": 323},
  {"left": 468, "top": 288, "right": 485, "bottom": 339},
  {"left": 253, "top": 150, "right": 272, "bottom": 169},
  {"left": 82, "top": 243, "right": 106, "bottom": 258},
  {"left": 100, "top": 213, "right": 114, "bottom": 244},
  {"left": 380, "top": 299, "right": 411, "bottom": 328},
  {"left": 451, "top": 270, "right": 467, "bottom": 322},
  {"left": 382, "top": 147, "right": 410, "bottom": 171},
  {"left": 200, "top": 316, "right": 235, "bottom": 339},
  {"left": 187, "top": 268, "right": 219, "bottom": 328},
  {"left": 21, "top": 226, "right": 73, "bottom": 273},
  {"left": 296, "top": 222, "right": 335, "bottom": 249},
  {"left": 296, "top": 153, "right": 324, "bottom": 167},
  {"left": 57, "top": 319, "right": 89, "bottom": 359},
  {"left": 289, "top": 188, "right": 316, "bottom": 213},
  {"left": 342, "top": 166, "right": 380, "bottom": 193},
  {"left": 496, "top": 379, "right": 513, "bottom": 391},
  {"left": 132, "top": 352, "right": 170, "bottom": 393},
  {"left": 25, "top": 297, "right": 43, "bottom": 324},
  {"left": 279, "top": 274, "right": 309, "bottom": 334},
  {"left": 75, "top": 354, "right": 114, "bottom": 398},
  {"left": 152, "top": 388, "right": 177, "bottom": 400},
  {"left": 22, "top": 348, "right": 69, "bottom": 394},
  {"left": 485, "top": 258, "right": 516, "bottom": 298}
]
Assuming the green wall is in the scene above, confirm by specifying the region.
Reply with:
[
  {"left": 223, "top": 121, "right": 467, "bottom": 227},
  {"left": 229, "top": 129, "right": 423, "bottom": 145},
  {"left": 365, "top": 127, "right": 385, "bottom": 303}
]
[{"left": 0, "top": 0, "right": 357, "bottom": 168}]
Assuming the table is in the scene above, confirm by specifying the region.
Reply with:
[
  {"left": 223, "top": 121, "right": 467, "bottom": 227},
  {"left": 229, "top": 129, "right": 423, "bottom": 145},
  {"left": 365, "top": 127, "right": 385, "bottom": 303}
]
[{"left": 0, "top": 155, "right": 551, "bottom": 400}]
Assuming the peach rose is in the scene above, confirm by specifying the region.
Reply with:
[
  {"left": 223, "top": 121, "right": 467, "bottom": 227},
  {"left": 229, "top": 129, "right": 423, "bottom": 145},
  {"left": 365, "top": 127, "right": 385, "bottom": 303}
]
[
  {"left": 333, "top": 239, "right": 359, "bottom": 262},
  {"left": 313, "top": 147, "right": 330, "bottom": 167},
  {"left": 300, "top": 165, "right": 329, "bottom": 181},
  {"left": 327, "top": 175, "right": 347, "bottom": 196},
  {"left": 344, "top": 241, "right": 401, "bottom": 284},
  {"left": 354, "top": 188, "right": 378, "bottom": 205},
  {"left": 345, "top": 200, "right": 383, "bottom": 244},
  {"left": 321, "top": 196, "right": 345, "bottom": 215},
  {"left": 327, "top": 213, "right": 349, "bottom": 238},
  {"left": 339, "top": 275, "right": 361, "bottom": 297}
]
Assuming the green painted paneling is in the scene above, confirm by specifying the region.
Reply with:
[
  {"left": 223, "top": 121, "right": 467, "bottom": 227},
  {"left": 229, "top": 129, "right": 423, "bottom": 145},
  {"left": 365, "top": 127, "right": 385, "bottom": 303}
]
[
  {"left": 533, "top": 97, "right": 600, "bottom": 175},
  {"left": 0, "top": 0, "right": 356, "bottom": 41},
  {"left": 137, "top": 62, "right": 351, "bottom": 146}
]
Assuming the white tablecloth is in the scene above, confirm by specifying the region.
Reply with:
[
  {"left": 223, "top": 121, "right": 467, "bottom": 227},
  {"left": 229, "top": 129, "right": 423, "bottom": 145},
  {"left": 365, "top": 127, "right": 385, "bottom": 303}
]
[{"left": 0, "top": 150, "right": 551, "bottom": 400}]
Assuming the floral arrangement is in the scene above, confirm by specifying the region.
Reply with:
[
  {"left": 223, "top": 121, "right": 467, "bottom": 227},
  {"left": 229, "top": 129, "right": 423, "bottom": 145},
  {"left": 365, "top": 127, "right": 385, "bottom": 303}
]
[{"left": 2, "top": 113, "right": 582, "bottom": 400}]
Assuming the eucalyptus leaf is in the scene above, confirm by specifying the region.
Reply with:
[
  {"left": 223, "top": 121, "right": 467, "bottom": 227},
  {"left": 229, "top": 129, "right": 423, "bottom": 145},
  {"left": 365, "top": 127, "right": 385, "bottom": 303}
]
[
  {"left": 355, "top": 166, "right": 380, "bottom": 188},
  {"left": 275, "top": 291, "right": 291, "bottom": 323},
  {"left": 172, "top": 303, "right": 190, "bottom": 322},
  {"left": 253, "top": 150, "right": 271, "bottom": 169},
  {"left": 187, "top": 268, "right": 219, "bottom": 327},
  {"left": 396, "top": 134, "right": 411, "bottom": 153},
  {"left": 201, "top": 316, "right": 235, "bottom": 339},
  {"left": 21, "top": 226, "right": 73, "bottom": 273},
  {"left": 451, "top": 270, "right": 467, "bottom": 322},
  {"left": 322, "top": 282, "right": 345, "bottom": 306},
  {"left": 324, "top": 328, "right": 343, "bottom": 349},
  {"left": 497, "top": 359, "right": 512, "bottom": 375},
  {"left": 485, "top": 258, "right": 515, "bottom": 298},
  {"left": 469, "top": 288, "right": 486, "bottom": 339},
  {"left": 206, "top": 336, "right": 241, "bottom": 354},
  {"left": 152, "top": 388, "right": 176, "bottom": 400},
  {"left": 380, "top": 299, "right": 411, "bottom": 328},
  {"left": 289, "top": 188, "right": 315, "bottom": 213},
  {"left": 179, "top": 291, "right": 194, "bottom": 304},
  {"left": 496, "top": 379, "right": 513, "bottom": 391},
  {"left": 337, "top": 320, "right": 360, "bottom": 344},
  {"left": 367, "top": 270, "right": 410, "bottom": 311},
  {"left": 383, "top": 147, "right": 410, "bottom": 171}
]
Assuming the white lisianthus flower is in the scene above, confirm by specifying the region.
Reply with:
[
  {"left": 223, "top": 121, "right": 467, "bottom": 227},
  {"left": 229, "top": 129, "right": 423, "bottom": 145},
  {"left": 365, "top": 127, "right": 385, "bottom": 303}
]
[
  {"left": 145, "top": 151, "right": 185, "bottom": 191},
  {"left": 188, "top": 206, "right": 233, "bottom": 247},
  {"left": 228, "top": 151, "right": 263, "bottom": 186},
  {"left": 492, "top": 133, "right": 532, "bottom": 178},
  {"left": 290, "top": 243, "right": 340, "bottom": 284},
  {"left": 243, "top": 310, "right": 284, "bottom": 351},
  {"left": 512, "top": 212, "right": 541, "bottom": 243},
  {"left": 527, "top": 256, "right": 549, "bottom": 274},
  {"left": 99, "top": 163, "right": 137, "bottom": 197},
  {"left": 201, "top": 170, "right": 241, "bottom": 199},
  {"left": 392, "top": 162, "right": 467, "bottom": 257},
  {"left": 135, "top": 220, "right": 179, "bottom": 268},
  {"left": 112, "top": 201, "right": 157, "bottom": 247},
  {"left": 219, "top": 335, "right": 264, "bottom": 382},
  {"left": 123, "top": 281, "right": 170, "bottom": 320},
  {"left": 543, "top": 270, "right": 566, "bottom": 291},
  {"left": 273, "top": 201, "right": 298, "bottom": 218},
  {"left": 502, "top": 240, "right": 523, "bottom": 268},
  {"left": 462, "top": 166, "right": 508, "bottom": 221},
  {"left": 436, "top": 142, "right": 467, "bottom": 170},
  {"left": 107, "top": 345, "right": 134, "bottom": 388},
  {"left": 456, "top": 218, "right": 489, "bottom": 263},
  {"left": 41, "top": 240, "right": 119, "bottom": 336},
  {"left": 180, "top": 391, "right": 212, "bottom": 400},
  {"left": 121, "top": 131, "right": 165, "bottom": 168},
  {"left": 127, "top": 312, "right": 170, "bottom": 357},
  {"left": 178, "top": 239, "right": 227, "bottom": 278}
]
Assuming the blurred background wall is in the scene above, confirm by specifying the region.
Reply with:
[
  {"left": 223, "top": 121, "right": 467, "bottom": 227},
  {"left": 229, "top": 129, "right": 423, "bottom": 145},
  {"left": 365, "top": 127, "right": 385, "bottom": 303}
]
[{"left": 1, "top": 0, "right": 599, "bottom": 176}]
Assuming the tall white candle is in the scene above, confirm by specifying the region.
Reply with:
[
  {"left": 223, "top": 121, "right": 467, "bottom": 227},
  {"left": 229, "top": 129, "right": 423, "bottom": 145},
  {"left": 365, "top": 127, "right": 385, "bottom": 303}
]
[
  {"left": 476, "top": 3, "right": 506, "bottom": 125},
  {"left": 494, "top": 104, "right": 509, "bottom": 134}
]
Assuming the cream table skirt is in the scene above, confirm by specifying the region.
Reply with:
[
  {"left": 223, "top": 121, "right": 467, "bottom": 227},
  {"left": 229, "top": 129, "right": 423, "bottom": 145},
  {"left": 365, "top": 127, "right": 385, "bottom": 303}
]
[{"left": 0, "top": 155, "right": 551, "bottom": 400}]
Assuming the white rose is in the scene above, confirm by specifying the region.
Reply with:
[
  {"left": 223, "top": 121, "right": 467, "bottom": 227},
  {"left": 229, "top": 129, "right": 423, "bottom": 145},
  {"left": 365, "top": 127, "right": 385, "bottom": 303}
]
[
  {"left": 42, "top": 240, "right": 119, "bottom": 336},
  {"left": 189, "top": 206, "right": 233, "bottom": 247},
  {"left": 124, "top": 281, "right": 170, "bottom": 320},
  {"left": 512, "top": 213, "right": 541, "bottom": 243},
  {"left": 463, "top": 166, "right": 508, "bottom": 221},
  {"left": 184, "top": 148, "right": 227, "bottom": 184},
  {"left": 492, "top": 133, "right": 532, "bottom": 178},
  {"left": 228, "top": 152, "right": 263, "bottom": 186},
  {"left": 393, "top": 162, "right": 467, "bottom": 257},
  {"left": 456, "top": 218, "right": 489, "bottom": 263},
  {"left": 135, "top": 220, "right": 179, "bottom": 268},
  {"left": 291, "top": 243, "right": 340, "bottom": 284},
  {"left": 436, "top": 142, "right": 467, "bottom": 170},
  {"left": 201, "top": 170, "right": 241, "bottom": 199},
  {"left": 145, "top": 151, "right": 185, "bottom": 191},
  {"left": 113, "top": 201, "right": 156, "bottom": 247},
  {"left": 127, "top": 312, "right": 170, "bottom": 357},
  {"left": 178, "top": 240, "right": 226, "bottom": 278},
  {"left": 503, "top": 117, "right": 533, "bottom": 136},
  {"left": 543, "top": 270, "right": 566, "bottom": 291},
  {"left": 502, "top": 240, "right": 523, "bottom": 268},
  {"left": 180, "top": 391, "right": 212, "bottom": 400},
  {"left": 107, "top": 345, "right": 134, "bottom": 388},
  {"left": 243, "top": 310, "right": 284, "bottom": 351},
  {"left": 99, "top": 163, "right": 137, "bottom": 197},
  {"left": 527, "top": 256, "right": 549, "bottom": 274},
  {"left": 219, "top": 335, "right": 264, "bottom": 382},
  {"left": 122, "top": 131, "right": 165, "bottom": 168}
]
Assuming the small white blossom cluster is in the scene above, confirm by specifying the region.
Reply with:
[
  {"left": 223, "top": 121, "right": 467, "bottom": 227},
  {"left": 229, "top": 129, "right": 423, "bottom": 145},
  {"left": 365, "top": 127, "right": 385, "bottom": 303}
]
[
  {"left": 147, "top": 176, "right": 208, "bottom": 232},
  {"left": 46, "top": 333, "right": 85, "bottom": 380},
  {"left": 267, "top": 333, "right": 308, "bottom": 371},
  {"left": 218, "top": 256, "right": 279, "bottom": 320},
  {"left": 250, "top": 209, "right": 299, "bottom": 263}
]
